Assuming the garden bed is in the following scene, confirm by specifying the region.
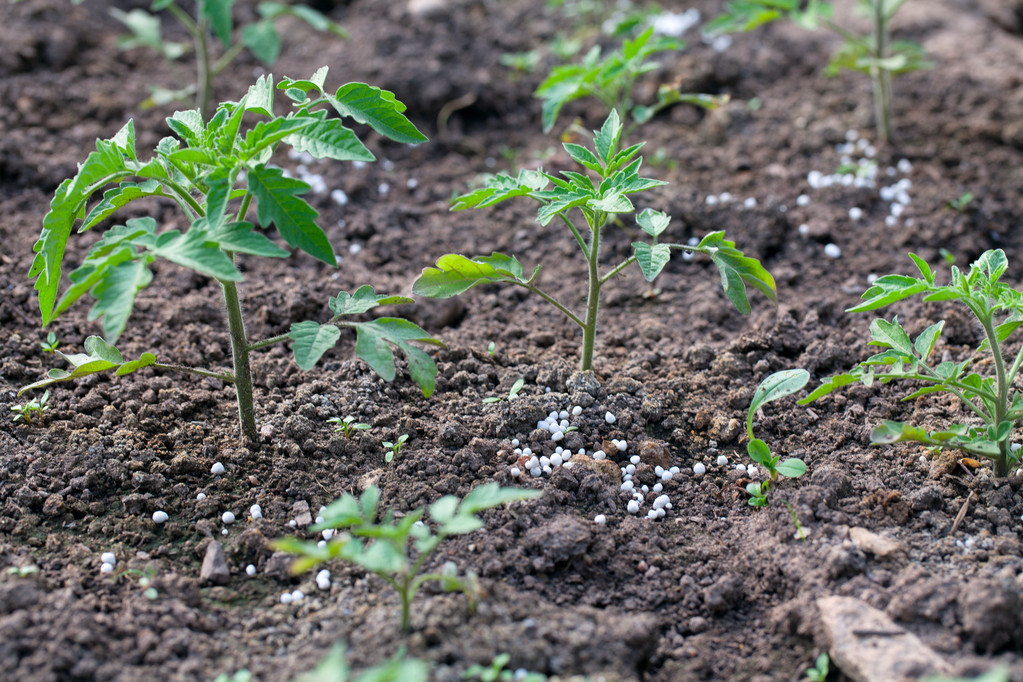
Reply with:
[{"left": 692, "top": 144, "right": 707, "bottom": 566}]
[{"left": 3, "top": 0, "right": 1023, "bottom": 680}]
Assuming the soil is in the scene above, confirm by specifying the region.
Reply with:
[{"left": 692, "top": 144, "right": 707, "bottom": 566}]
[{"left": 3, "top": 0, "right": 1023, "bottom": 680}]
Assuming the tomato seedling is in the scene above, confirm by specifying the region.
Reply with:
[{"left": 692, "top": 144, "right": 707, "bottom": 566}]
[{"left": 25, "top": 69, "right": 439, "bottom": 443}]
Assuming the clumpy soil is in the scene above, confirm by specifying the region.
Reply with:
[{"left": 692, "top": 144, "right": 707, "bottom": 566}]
[{"left": 4, "top": 0, "right": 1023, "bottom": 680}]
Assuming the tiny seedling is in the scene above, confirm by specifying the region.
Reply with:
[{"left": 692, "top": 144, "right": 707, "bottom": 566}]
[
  {"left": 483, "top": 378, "right": 525, "bottom": 404},
  {"left": 499, "top": 50, "right": 542, "bottom": 76},
  {"left": 801, "top": 250, "right": 1023, "bottom": 477},
  {"left": 947, "top": 192, "right": 974, "bottom": 214},
  {"left": 24, "top": 69, "right": 438, "bottom": 443},
  {"left": 382, "top": 434, "right": 409, "bottom": 463},
  {"left": 274, "top": 483, "right": 542, "bottom": 632},
  {"left": 487, "top": 341, "right": 497, "bottom": 357},
  {"left": 536, "top": 26, "right": 725, "bottom": 138},
  {"left": 463, "top": 653, "right": 547, "bottom": 682},
  {"left": 212, "top": 671, "right": 251, "bottom": 682},
  {"left": 413, "top": 111, "right": 775, "bottom": 372},
  {"left": 106, "top": 564, "right": 159, "bottom": 599},
  {"left": 328, "top": 415, "right": 372, "bottom": 439},
  {"left": 291, "top": 644, "right": 429, "bottom": 682},
  {"left": 40, "top": 331, "right": 59, "bottom": 353},
  {"left": 746, "top": 369, "right": 810, "bottom": 496},
  {"left": 6, "top": 565, "right": 40, "bottom": 578},
  {"left": 100, "top": 0, "right": 346, "bottom": 118},
  {"left": 805, "top": 652, "right": 829, "bottom": 682},
  {"left": 11, "top": 390, "right": 50, "bottom": 426},
  {"left": 708, "top": 0, "right": 931, "bottom": 142}
]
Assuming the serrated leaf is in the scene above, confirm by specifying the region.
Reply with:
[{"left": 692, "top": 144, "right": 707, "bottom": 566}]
[
  {"left": 289, "top": 321, "right": 341, "bottom": 370},
  {"left": 632, "top": 242, "right": 671, "bottom": 281},
  {"left": 242, "top": 116, "right": 321, "bottom": 157},
  {"left": 849, "top": 274, "right": 929, "bottom": 313},
  {"left": 166, "top": 109, "right": 205, "bottom": 148},
  {"left": 413, "top": 253, "right": 530, "bottom": 298},
  {"left": 328, "top": 285, "right": 412, "bottom": 316},
  {"left": 458, "top": 482, "right": 542, "bottom": 515},
  {"left": 89, "top": 259, "right": 154, "bottom": 342},
  {"left": 588, "top": 191, "right": 633, "bottom": 213},
  {"left": 913, "top": 321, "right": 944, "bottom": 362},
  {"left": 536, "top": 190, "right": 593, "bottom": 225},
  {"left": 353, "top": 318, "right": 442, "bottom": 397},
  {"left": 247, "top": 166, "right": 336, "bottom": 265},
  {"left": 284, "top": 118, "right": 374, "bottom": 162},
  {"left": 210, "top": 221, "right": 289, "bottom": 258},
  {"left": 81, "top": 180, "right": 166, "bottom": 231},
  {"left": 241, "top": 20, "right": 281, "bottom": 64},
  {"left": 327, "top": 82, "right": 427, "bottom": 144},
  {"left": 244, "top": 73, "right": 275, "bottom": 117},
  {"left": 594, "top": 110, "right": 623, "bottom": 163},
  {"left": 868, "top": 317, "right": 914, "bottom": 355},
  {"left": 563, "top": 143, "right": 602, "bottom": 171},
  {"left": 698, "top": 231, "right": 777, "bottom": 314},
  {"left": 151, "top": 228, "right": 242, "bottom": 281}
]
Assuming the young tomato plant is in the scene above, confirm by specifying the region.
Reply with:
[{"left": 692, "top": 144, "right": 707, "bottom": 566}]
[
  {"left": 708, "top": 0, "right": 930, "bottom": 142},
  {"left": 382, "top": 434, "right": 409, "bottom": 463},
  {"left": 98, "top": 0, "right": 346, "bottom": 118},
  {"left": 536, "top": 26, "right": 725, "bottom": 138},
  {"left": 24, "top": 69, "right": 439, "bottom": 443},
  {"left": 328, "top": 415, "right": 372, "bottom": 439},
  {"left": 10, "top": 390, "right": 50, "bottom": 426},
  {"left": 274, "top": 483, "right": 542, "bottom": 632},
  {"left": 801, "top": 250, "right": 1023, "bottom": 477},
  {"left": 483, "top": 377, "right": 524, "bottom": 404},
  {"left": 745, "top": 369, "right": 810, "bottom": 505},
  {"left": 413, "top": 111, "right": 775, "bottom": 372}
]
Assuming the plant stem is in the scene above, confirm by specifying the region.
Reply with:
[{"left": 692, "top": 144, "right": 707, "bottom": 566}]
[
  {"left": 872, "top": 0, "right": 893, "bottom": 143},
  {"left": 221, "top": 277, "right": 258, "bottom": 443},
  {"left": 579, "top": 214, "right": 605, "bottom": 371},
  {"left": 194, "top": 16, "right": 214, "bottom": 120},
  {"left": 152, "top": 363, "right": 234, "bottom": 382},
  {"left": 977, "top": 308, "right": 1010, "bottom": 475}
]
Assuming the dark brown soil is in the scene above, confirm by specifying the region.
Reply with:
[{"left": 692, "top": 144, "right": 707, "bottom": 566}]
[{"left": 4, "top": 0, "right": 1023, "bottom": 680}]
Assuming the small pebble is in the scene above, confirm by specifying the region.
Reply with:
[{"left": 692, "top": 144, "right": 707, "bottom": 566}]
[
  {"left": 152, "top": 511, "right": 168, "bottom": 524},
  {"left": 211, "top": 462, "right": 225, "bottom": 476}
]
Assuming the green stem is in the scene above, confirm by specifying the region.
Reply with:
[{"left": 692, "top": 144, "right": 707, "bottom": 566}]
[
  {"left": 872, "top": 0, "right": 893, "bottom": 143},
  {"left": 600, "top": 255, "right": 637, "bottom": 285},
  {"left": 152, "top": 363, "right": 234, "bottom": 383},
  {"left": 221, "top": 277, "right": 258, "bottom": 443},
  {"left": 977, "top": 309, "right": 1010, "bottom": 475},
  {"left": 211, "top": 41, "right": 247, "bottom": 76},
  {"left": 519, "top": 284, "right": 584, "bottom": 328},
  {"left": 247, "top": 332, "right": 291, "bottom": 353},
  {"left": 580, "top": 214, "right": 605, "bottom": 371},
  {"left": 194, "top": 15, "right": 214, "bottom": 120}
]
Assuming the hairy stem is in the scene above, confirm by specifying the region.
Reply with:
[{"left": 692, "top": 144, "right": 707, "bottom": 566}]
[
  {"left": 580, "top": 214, "right": 606, "bottom": 371},
  {"left": 221, "top": 278, "right": 258, "bottom": 443},
  {"left": 872, "top": 0, "right": 893, "bottom": 143},
  {"left": 152, "top": 363, "right": 234, "bottom": 383},
  {"left": 977, "top": 309, "right": 1010, "bottom": 476}
]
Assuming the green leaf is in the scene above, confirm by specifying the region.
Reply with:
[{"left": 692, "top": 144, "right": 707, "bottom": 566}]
[
  {"left": 166, "top": 109, "right": 205, "bottom": 148},
  {"left": 868, "top": 317, "right": 914, "bottom": 355},
  {"left": 329, "top": 285, "right": 413, "bottom": 316},
  {"left": 775, "top": 458, "right": 806, "bottom": 478},
  {"left": 244, "top": 73, "right": 275, "bottom": 117},
  {"left": 747, "top": 438, "right": 773, "bottom": 467},
  {"left": 247, "top": 166, "right": 336, "bottom": 266},
  {"left": 326, "top": 82, "right": 427, "bottom": 144},
  {"left": 849, "top": 274, "right": 929, "bottom": 313},
  {"left": 632, "top": 242, "right": 671, "bottom": 281},
  {"left": 289, "top": 321, "right": 342, "bottom": 370},
  {"left": 698, "top": 232, "right": 777, "bottom": 314},
  {"left": 89, "top": 259, "right": 154, "bottom": 342},
  {"left": 200, "top": 0, "right": 235, "bottom": 47},
  {"left": 588, "top": 191, "right": 633, "bottom": 213},
  {"left": 429, "top": 496, "right": 459, "bottom": 525},
  {"left": 241, "top": 20, "right": 281, "bottom": 64},
  {"left": 151, "top": 228, "right": 243, "bottom": 281},
  {"left": 636, "top": 208, "right": 670, "bottom": 238},
  {"left": 18, "top": 336, "right": 155, "bottom": 394},
  {"left": 412, "top": 253, "right": 532, "bottom": 298},
  {"left": 913, "top": 321, "right": 944, "bottom": 362},
  {"left": 563, "top": 143, "right": 602, "bottom": 172},
  {"left": 353, "top": 318, "right": 443, "bottom": 397},
  {"left": 798, "top": 372, "right": 861, "bottom": 404},
  {"left": 458, "top": 482, "right": 542, "bottom": 515},
  {"left": 594, "top": 110, "right": 623, "bottom": 163},
  {"left": 747, "top": 369, "right": 810, "bottom": 438},
  {"left": 210, "top": 221, "right": 289, "bottom": 258},
  {"left": 908, "top": 252, "right": 934, "bottom": 285},
  {"left": 242, "top": 116, "right": 322, "bottom": 158},
  {"left": 81, "top": 180, "right": 166, "bottom": 231},
  {"left": 284, "top": 118, "right": 374, "bottom": 162}
]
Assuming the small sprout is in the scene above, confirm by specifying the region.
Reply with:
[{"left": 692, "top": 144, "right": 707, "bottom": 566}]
[
  {"left": 487, "top": 341, "right": 497, "bottom": 357},
  {"left": 328, "top": 416, "right": 372, "bottom": 439},
  {"left": 40, "top": 331, "right": 58, "bottom": 353},
  {"left": 947, "top": 192, "right": 974, "bottom": 214},
  {"left": 10, "top": 390, "right": 50, "bottom": 426},
  {"left": 463, "top": 653, "right": 547, "bottom": 682},
  {"left": 275, "top": 483, "right": 542, "bottom": 632},
  {"left": 483, "top": 378, "right": 525, "bottom": 404},
  {"left": 805, "top": 653, "right": 829, "bottom": 682},
  {"left": 383, "top": 434, "right": 410, "bottom": 463},
  {"left": 745, "top": 369, "right": 811, "bottom": 507},
  {"left": 7, "top": 565, "right": 39, "bottom": 578}
]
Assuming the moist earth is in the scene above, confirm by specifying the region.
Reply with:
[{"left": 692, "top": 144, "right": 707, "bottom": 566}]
[{"left": 3, "top": 0, "right": 1023, "bottom": 680}]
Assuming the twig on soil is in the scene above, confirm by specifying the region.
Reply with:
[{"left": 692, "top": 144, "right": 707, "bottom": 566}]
[
  {"left": 852, "top": 629, "right": 906, "bottom": 637},
  {"left": 948, "top": 491, "right": 976, "bottom": 536}
]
